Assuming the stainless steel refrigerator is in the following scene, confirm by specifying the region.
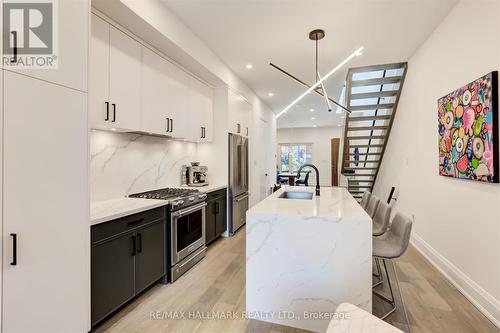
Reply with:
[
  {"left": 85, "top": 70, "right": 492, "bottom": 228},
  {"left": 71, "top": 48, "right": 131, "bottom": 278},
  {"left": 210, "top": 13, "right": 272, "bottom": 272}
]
[{"left": 228, "top": 133, "right": 249, "bottom": 235}]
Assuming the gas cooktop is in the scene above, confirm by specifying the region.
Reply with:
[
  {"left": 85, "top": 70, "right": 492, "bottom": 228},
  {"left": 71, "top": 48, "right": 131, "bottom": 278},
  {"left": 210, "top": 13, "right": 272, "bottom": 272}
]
[
  {"left": 129, "top": 187, "right": 199, "bottom": 200},
  {"left": 128, "top": 187, "right": 207, "bottom": 210}
]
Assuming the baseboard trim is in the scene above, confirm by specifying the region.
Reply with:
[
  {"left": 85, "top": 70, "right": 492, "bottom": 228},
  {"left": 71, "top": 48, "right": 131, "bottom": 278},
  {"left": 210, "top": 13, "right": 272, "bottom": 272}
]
[{"left": 411, "top": 233, "right": 500, "bottom": 329}]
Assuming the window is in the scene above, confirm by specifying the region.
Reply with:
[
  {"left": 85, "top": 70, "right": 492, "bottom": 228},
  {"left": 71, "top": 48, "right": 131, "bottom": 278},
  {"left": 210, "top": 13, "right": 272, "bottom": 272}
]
[{"left": 279, "top": 143, "right": 312, "bottom": 172}]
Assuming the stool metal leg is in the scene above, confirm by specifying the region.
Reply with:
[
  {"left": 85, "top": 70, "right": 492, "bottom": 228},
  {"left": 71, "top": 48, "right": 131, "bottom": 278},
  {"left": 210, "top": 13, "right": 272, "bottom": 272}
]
[
  {"left": 373, "top": 258, "right": 396, "bottom": 320},
  {"left": 372, "top": 257, "right": 383, "bottom": 288}
]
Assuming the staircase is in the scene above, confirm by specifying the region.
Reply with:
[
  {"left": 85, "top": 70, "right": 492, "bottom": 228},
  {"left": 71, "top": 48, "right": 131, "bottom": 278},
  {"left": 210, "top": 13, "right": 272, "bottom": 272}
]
[{"left": 341, "top": 62, "right": 408, "bottom": 201}]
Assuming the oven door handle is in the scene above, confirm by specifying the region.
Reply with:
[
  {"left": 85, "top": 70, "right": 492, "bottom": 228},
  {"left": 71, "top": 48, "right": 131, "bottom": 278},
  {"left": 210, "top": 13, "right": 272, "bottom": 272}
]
[{"left": 171, "top": 202, "right": 207, "bottom": 218}]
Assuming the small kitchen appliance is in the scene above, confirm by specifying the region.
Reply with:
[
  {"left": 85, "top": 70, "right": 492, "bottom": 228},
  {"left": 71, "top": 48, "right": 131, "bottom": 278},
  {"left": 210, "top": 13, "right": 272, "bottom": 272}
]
[{"left": 187, "top": 162, "right": 209, "bottom": 187}]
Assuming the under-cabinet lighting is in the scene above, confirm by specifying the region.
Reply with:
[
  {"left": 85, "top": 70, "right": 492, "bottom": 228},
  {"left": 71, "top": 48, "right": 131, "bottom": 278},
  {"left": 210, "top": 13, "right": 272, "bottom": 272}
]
[{"left": 275, "top": 46, "right": 364, "bottom": 119}]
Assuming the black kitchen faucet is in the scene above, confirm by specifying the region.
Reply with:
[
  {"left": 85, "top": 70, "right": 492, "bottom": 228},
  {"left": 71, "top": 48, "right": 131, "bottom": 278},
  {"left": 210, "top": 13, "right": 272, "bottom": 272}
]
[{"left": 297, "top": 163, "right": 320, "bottom": 196}]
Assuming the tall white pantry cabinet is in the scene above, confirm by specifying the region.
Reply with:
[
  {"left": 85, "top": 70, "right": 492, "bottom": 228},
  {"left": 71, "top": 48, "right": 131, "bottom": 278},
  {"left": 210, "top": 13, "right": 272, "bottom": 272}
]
[{"left": 1, "top": 1, "right": 90, "bottom": 332}]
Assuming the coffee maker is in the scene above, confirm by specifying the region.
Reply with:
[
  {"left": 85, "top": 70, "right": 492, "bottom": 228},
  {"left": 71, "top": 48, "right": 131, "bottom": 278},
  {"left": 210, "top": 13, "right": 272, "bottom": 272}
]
[{"left": 187, "top": 162, "right": 209, "bottom": 187}]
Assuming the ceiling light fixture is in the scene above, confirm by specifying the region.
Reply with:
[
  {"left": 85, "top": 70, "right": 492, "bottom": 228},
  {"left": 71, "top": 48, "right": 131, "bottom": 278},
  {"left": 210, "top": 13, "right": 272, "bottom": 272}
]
[
  {"left": 268, "top": 92, "right": 274, "bottom": 97},
  {"left": 309, "top": 108, "right": 315, "bottom": 112},
  {"left": 275, "top": 44, "right": 363, "bottom": 119},
  {"left": 311, "top": 117, "right": 316, "bottom": 120},
  {"left": 245, "top": 64, "right": 253, "bottom": 69}
]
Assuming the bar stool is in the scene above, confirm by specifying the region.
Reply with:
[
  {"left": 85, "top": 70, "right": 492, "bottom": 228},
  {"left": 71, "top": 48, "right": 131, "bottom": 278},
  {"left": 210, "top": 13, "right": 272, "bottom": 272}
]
[
  {"left": 373, "top": 201, "right": 391, "bottom": 236},
  {"left": 372, "top": 212, "right": 413, "bottom": 320},
  {"left": 359, "top": 190, "right": 371, "bottom": 209},
  {"left": 372, "top": 201, "right": 392, "bottom": 287},
  {"left": 365, "top": 195, "right": 380, "bottom": 218}
]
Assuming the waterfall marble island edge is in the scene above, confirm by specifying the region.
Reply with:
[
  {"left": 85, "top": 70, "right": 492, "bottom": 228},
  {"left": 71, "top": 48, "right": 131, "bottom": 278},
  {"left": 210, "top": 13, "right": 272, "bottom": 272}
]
[{"left": 246, "top": 186, "right": 373, "bottom": 333}]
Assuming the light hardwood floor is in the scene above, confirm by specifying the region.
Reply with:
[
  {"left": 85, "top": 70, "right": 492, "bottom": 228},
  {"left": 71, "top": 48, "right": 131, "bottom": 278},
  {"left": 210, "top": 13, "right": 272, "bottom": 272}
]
[{"left": 95, "top": 227, "right": 499, "bottom": 333}]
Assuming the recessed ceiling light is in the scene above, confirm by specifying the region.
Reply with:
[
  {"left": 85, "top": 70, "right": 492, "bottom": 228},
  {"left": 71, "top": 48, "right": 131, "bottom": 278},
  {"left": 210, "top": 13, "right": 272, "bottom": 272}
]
[
  {"left": 311, "top": 117, "right": 316, "bottom": 120},
  {"left": 245, "top": 64, "right": 253, "bottom": 69},
  {"left": 268, "top": 92, "right": 274, "bottom": 97},
  {"left": 313, "top": 125, "right": 317, "bottom": 127},
  {"left": 309, "top": 108, "right": 315, "bottom": 112},
  {"left": 111, "top": 128, "right": 116, "bottom": 131}
]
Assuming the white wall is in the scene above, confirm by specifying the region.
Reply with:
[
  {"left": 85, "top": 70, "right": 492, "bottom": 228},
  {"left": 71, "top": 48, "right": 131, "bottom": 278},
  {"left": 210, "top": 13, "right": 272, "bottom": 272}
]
[
  {"left": 373, "top": 0, "right": 500, "bottom": 326},
  {"left": 277, "top": 126, "right": 342, "bottom": 186}
]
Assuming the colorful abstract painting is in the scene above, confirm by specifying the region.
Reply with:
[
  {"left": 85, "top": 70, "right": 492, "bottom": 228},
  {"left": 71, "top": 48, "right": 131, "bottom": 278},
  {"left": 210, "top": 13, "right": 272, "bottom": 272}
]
[{"left": 438, "top": 72, "right": 499, "bottom": 183}]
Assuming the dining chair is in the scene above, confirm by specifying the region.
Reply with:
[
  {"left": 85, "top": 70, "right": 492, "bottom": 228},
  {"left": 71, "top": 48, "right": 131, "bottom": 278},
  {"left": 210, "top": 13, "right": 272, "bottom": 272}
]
[{"left": 295, "top": 171, "right": 310, "bottom": 186}]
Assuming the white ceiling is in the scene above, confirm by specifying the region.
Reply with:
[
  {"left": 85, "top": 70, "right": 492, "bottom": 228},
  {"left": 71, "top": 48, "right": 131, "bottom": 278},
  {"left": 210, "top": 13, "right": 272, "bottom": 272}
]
[{"left": 161, "top": 0, "right": 458, "bottom": 128}]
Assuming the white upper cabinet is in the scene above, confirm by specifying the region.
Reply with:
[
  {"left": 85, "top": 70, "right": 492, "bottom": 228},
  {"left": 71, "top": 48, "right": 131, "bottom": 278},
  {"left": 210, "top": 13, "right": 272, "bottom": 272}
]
[
  {"left": 165, "top": 59, "right": 190, "bottom": 139},
  {"left": 189, "top": 76, "right": 213, "bottom": 142},
  {"left": 141, "top": 47, "right": 170, "bottom": 135},
  {"left": 4, "top": 0, "right": 89, "bottom": 91},
  {"left": 90, "top": 13, "right": 213, "bottom": 140},
  {"left": 109, "top": 25, "right": 141, "bottom": 130},
  {"left": 228, "top": 89, "right": 251, "bottom": 137},
  {"left": 89, "top": 14, "right": 110, "bottom": 130},
  {"left": 89, "top": 14, "right": 141, "bottom": 131}
]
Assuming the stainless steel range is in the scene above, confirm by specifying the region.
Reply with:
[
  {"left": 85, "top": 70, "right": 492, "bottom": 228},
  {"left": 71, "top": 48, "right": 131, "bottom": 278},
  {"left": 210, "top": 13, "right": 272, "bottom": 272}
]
[{"left": 129, "top": 188, "right": 207, "bottom": 282}]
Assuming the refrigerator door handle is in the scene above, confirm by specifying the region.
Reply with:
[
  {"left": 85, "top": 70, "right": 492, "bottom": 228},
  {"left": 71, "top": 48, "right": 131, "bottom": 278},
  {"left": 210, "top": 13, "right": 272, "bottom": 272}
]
[{"left": 233, "top": 193, "right": 249, "bottom": 202}]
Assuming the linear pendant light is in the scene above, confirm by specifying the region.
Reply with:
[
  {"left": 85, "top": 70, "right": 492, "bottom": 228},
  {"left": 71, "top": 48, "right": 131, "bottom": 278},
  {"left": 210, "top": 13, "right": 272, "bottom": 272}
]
[{"left": 275, "top": 46, "right": 364, "bottom": 119}]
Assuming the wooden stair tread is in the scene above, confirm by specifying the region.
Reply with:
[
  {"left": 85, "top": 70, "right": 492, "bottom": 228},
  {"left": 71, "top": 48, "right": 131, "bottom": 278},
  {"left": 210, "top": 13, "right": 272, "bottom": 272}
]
[
  {"left": 351, "top": 76, "right": 402, "bottom": 87},
  {"left": 350, "top": 91, "right": 399, "bottom": 100},
  {"left": 348, "top": 125, "right": 388, "bottom": 131},
  {"left": 348, "top": 115, "right": 392, "bottom": 122},
  {"left": 349, "top": 103, "right": 395, "bottom": 111}
]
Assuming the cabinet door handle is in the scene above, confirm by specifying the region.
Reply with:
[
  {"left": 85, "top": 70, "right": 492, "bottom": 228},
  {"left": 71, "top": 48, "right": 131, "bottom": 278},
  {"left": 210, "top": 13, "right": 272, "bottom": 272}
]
[
  {"left": 112, "top": 104, "right": 116, "bottom": 122},
  {"left": 137, "top": 233, "right": 142, "bottom": 253},
  {"left": 166, "top": 118, "right": 170, "bottom": 133},
  {"left": 131, "top": 235, "right": 136, "bottom": 256},
  {"left": 246, "top": 127, "right": 248, "bottom": 136},
  {"left": 237, "top": 123, "right": 241, "bottom": 134},
  {"left": 170, "top": 119, "right": 173, "bottom": 133},
  {"left": 10, "top": 31, "right": 18, "bottom": 63},
  {"left": 10, "top": 233, "right": 17, "bottom": 266},
  {"left": 201, "top": 127, "right": 203, "bottom": 138},
  {"left": 105, "top": 102, "right": 110, "bottom": 121}
]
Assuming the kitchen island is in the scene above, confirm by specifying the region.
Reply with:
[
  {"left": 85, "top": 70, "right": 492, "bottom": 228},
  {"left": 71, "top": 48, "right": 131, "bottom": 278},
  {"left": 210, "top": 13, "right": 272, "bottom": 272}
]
[{"left": 246, "top": 186, "right": 372, "bottom": 333}]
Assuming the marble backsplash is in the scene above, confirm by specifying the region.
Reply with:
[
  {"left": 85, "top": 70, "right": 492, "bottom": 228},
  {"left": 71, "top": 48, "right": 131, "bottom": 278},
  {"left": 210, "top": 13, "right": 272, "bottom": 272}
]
[{"left": 90, "top": 130, "right": 198, "bottom": 202}]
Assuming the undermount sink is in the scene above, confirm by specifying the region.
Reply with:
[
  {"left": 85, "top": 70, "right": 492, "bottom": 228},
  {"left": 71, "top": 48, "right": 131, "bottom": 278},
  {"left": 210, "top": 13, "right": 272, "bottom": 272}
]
[{"left": 278, "top": 191, "right": 314, "bottom": 200}]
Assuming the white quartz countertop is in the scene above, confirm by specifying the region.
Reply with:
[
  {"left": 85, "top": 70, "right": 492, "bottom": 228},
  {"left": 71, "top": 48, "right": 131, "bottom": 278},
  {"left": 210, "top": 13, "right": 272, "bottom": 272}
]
[
  {"left": 248, "top": 186, "right": 370, "bottom": 221},
  {"left": 180, "top": 183, "right": 227, "bottom": 193},
  {"left": 90, "top": 197, "right": 168, "bottom": 225},
  {"left": 90, "top": 184, "right": 227, "bottom": 225}
]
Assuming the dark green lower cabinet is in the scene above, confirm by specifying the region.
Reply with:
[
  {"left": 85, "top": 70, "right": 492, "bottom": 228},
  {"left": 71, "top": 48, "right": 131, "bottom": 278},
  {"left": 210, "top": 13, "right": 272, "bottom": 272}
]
[
  {"left": 91, "top": 208, "right": 165, "bottom": 327},
  {"left": 206, "top": 188, "right": 227, "bottom": 245}
]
